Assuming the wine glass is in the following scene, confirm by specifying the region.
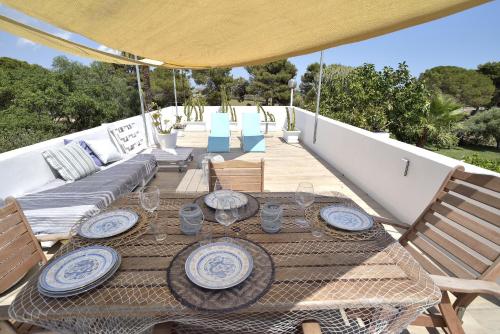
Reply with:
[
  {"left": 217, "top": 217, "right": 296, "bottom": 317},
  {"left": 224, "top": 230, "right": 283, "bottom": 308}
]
[
  {"left": 215, "top": 196, "right": 239, "bottom": 242},
  {"left": 295, "top": 182, "right": 315, "bottom": 228},
  {"left": 140, "top": 186, "right": 164, "bottom": 241}
]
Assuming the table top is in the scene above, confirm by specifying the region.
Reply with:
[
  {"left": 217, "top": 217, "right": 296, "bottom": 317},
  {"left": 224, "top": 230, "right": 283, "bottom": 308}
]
[{"left": 10, "top": 192, "right": 440, "bottom": 325}]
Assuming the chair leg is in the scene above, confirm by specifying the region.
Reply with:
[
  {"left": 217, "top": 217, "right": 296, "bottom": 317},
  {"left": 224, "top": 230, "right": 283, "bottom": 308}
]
[
  {"left": 0, "top": 321, "right": 17, "bottom": 334},
  {"left": 302, "top": 321, "right": 322, "bottom": 334},
  {"left": 438, "top": 292, "right": 465, "bottom": 334},
  {"left": 453, "top": 293, "right": 478, "bottom": 321}
]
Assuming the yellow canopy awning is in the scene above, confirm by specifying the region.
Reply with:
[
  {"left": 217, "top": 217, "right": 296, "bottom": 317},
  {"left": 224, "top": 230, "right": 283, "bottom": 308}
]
[{"left": 1, "top": 0, "right": 489, "bottom": 68}]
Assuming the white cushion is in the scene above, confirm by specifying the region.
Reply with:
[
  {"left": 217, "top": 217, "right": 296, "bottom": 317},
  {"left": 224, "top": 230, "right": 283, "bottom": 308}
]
[
  {"left": 108, "top": 122, "right": 146, "bottom": 154},
  {"left": 42, "top": 142, "right": 100, "bottom": 181},
  {"left": 85, "top": 139, "right": 122, "bottom": 164}
]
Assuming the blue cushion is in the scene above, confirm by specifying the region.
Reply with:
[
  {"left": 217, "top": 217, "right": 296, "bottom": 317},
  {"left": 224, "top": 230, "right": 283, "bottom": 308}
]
[{"left": 64, "top": 139, "right": 104, "bottom": 167}]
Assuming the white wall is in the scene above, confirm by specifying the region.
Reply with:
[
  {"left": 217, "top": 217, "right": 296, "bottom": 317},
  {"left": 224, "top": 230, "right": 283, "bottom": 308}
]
[{"left": 293, "top": 107, "right": 499, "bottom": 225}]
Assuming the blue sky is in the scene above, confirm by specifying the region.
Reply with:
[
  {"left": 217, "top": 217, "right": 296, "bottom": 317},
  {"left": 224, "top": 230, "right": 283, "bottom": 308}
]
[{"left": 1, "top": 2, "right": 499, "bottom": 82}]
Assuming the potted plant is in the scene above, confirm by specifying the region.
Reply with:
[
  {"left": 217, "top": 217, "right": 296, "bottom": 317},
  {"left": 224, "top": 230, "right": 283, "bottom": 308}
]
[
  {"left": 172, "top": 115, "right": 186, "bottom": 137},
  {"left": 151, "top": 105, "right": 177, "bottom": 149},
  {"left": 257, "top": 104, "right": 276, "bottom": 134},
  {"left": 220, "top": 87, "right": 238, "bottom": 130},
  {"left": 184, "top": 96, "right": 206, "bottom": 131},
  {"left": 282, "top": 106, "right": 301, "bottom": 143}
]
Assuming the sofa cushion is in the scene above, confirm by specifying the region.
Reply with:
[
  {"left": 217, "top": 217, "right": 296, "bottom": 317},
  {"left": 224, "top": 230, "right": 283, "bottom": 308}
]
[
  {"left": 108, "top": 122, "right": 146, "bottom": 154},
  {"left": 85, "top": 139, "right": 122, "bottom": 164},
  {"left": 64, "top": 139, "right": 104, "bottom": 167},
  {"left": 42, "top": 142, "right": 100, "bottom": 181},
  {"left": 18, "top": 154, "right": 157, "bottom": 237}
]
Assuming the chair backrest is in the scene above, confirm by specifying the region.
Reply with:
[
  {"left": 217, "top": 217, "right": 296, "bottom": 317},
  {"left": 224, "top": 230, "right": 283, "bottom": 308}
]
[
  {"left": 399, "top": 167, "right": 500, "bottom": 282},
  {"left": 242, "top": 112, "right": 261, "bottom": 136},
  {"left": 208, "top": 159, "right": 264, "bottom": 192},
  {"left": 0, "top": 198, "right": 47, "bottom": 294},
  {"left": 210, "top": 113, "right": 230, "bottom": 136}
]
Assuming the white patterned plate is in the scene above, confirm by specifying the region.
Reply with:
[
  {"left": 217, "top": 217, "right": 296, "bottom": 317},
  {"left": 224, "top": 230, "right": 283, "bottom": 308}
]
[
  {"left": 38, "top": 246, "right": 120, "bottom": 294},
  {"left": 78, "top": 209, "right": 139, "bottom": 239},
  {"left": 185, "top": 242, "right": 253, "bottom": 289},
  {"left": 204, "top": 190, "right": 248, "bottom": 210},
  {"left": 320, "top": 205, "right": 374, "bottom": 231}
]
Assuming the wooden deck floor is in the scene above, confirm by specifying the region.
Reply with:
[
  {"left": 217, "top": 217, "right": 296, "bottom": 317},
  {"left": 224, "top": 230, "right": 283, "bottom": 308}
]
[{"left": 150, "top": 131, "right": 398, "bottom": 222}]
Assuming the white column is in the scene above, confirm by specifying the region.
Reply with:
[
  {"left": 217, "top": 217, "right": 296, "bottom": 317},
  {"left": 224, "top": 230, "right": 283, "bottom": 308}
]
[
  {"left": 313, "top": 50, "right": 324, "bottom": 144},
  {"left": 134, "top": 55, "right": 149, "bottom": 147}
]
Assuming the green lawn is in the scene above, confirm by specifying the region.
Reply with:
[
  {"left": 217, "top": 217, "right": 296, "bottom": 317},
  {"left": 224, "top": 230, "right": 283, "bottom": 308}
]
[
  {"left": 427, "top": 144, "right": 500, "bottom": 162},
  {"left": 426, "top": 144, "right": 500, "bottom": 172}
]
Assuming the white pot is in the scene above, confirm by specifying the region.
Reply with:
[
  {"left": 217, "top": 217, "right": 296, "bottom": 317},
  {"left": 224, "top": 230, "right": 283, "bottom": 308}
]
[
  {"left": 229, "top": 121, "right": 239, "bottom": 131},
  {"left": 372, "top": 131, "right": 391, "bottom": 139},
  {"left": 185, "top": 121, "right": 206, "bottom": 132},
  {"left": 156, "top": 132, "right": 177, "bottom": 149},
  {"left": 172, "top": 128, "right": 185, "bottom": 137},
  {"left": 260, "top": 121, "right": 276, "bottom": 134},
  {"left": 282, "top": 129, "right": 301, "bottom": 144}
]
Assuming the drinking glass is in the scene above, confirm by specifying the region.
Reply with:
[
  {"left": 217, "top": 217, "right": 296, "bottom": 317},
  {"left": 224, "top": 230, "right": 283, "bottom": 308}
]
[
  {"left": 215, "top": 196, "right": 239, "bottom": 241},
  {"left": 179, "top": 203, "right": 204, "bottom": 236},
  {"left": 139, "top": 186, "right": 164, "bottom": 241},
  {"left": 294, "top": 182, "right": 315, "bottom": 228},
  {"left": 260, "top": 202, "right": 283, "bottom": 233}
]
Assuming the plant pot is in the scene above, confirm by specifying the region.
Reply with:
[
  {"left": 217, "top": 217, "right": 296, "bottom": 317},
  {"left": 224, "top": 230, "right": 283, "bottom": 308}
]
[
  {"left": 172, "top": 128, "right": 185, "bottom": 137},
  {"left": 260, "top": 121, "right": 276, "bottom": 134},
  {"left": 372, "top": 131, "right": 391, "bottom": 139},
  {"left": 185, "top": 121, "right": 206, "bottom": 132},
  {"left": 156, "top": 132, "right": 177, "bottom": 149},
  {"left": 229, "top": 121, "right": 239, "bottom": 131},
  {"left": 282, "top": 129, "right": 301, "bottom": 144}
]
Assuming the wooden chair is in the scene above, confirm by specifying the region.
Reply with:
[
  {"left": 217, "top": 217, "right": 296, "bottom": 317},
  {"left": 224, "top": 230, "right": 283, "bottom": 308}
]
[
  {"left": 302, "top": 167, "right": 500, "bottom": 334},
  {"left": 208, "top": 159, "right": 264, "bottom": 192},
  {"left": 0, "top": 198, "right": 48, "bottom": 333}
]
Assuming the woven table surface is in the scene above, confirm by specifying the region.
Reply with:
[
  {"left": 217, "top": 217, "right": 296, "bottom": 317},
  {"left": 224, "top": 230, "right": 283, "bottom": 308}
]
[{"left": 9, "top": 192, "right": 441, "bottom": 334}]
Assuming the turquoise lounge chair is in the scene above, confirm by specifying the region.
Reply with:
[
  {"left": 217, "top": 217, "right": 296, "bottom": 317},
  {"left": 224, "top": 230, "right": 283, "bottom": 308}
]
[
  {"left": 207, "top": 113, "right": 230, "bottom": 152},
  {"left": 241, "top": 112, "right": 265, "bottom": 152}
]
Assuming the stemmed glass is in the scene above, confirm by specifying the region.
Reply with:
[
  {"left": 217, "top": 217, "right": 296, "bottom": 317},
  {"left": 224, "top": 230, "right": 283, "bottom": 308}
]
[
  {"left": 139, "top": 186, "right": 164, "bottom": 241},
  {"left": 295, "top": 182, "right": 315, "bottom": 228},
  {"left": 215, "top": 196, "right": 239, "bottom": 242}
]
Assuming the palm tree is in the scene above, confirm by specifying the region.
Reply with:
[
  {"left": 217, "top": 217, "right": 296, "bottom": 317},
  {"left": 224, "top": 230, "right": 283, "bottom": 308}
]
[{"left": 417, "top": 93, "right": 463, "bottom": 147}]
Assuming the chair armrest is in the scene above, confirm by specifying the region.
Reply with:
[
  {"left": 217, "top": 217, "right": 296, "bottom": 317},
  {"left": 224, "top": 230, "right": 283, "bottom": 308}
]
[
  {"left": 371, "top": 215, "right": 409, "bottom": 230},
  {"left": 430, "top": 275, "right": 500, "bottom": 296}
]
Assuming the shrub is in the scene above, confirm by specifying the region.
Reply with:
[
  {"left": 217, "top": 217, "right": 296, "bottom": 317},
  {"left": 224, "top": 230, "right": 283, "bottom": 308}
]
[{"left": 462, "top": 154, "right": 500, "bottom": 173}]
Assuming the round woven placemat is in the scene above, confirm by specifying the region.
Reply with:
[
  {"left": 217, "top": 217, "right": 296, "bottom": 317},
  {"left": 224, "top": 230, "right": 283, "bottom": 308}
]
[
  {"left": 70, "top": 208, "right": 149, "bottom": 247},
  {"left": 305, "top": 204, "right": 385, "bottom": 241},
  {"left": 193, "top": 193, "right": 260, "bottom": 223},
  {"left": 167, "top": 238, "right": 274, "bottom": 313}
]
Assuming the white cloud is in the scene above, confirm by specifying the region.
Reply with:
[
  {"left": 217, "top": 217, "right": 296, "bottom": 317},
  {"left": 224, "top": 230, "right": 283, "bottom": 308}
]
[
  {"left": 53, "top": 30, "right": 73, "bottom": 40},
  {"left": 97, "top": 44, "right": 120, "bottom": 55},
  {"left": 16, "top": 37, "right": 37, "bottom": 47}
]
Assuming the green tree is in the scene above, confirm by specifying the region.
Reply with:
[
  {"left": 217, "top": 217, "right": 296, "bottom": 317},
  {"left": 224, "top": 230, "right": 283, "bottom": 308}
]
[
  {"left": 300, "top": 63, "right": 320, "bottom": 105},
  {"left": 477, "top": 61, "right": 500, "bottom": 107},
  {"left": 420, "top": 66, "right": 495, "bottom": 109},
  {"left": 463, "top": 108, "right": 500, "bottom": 149},
  {"left": 191, "top": 68, "right": 233, "bottom": 105},
  {"left": 231, "top": 77, "right": 248, "bottom": 102},
  {"left": 417, "top": 94, "right": 463, "bottom": 148},
  {"left": 150, "top": 68, "right": 191, "bottom": 107},
  {"left": 245, "top": 59, "right": 297, "bottom": 105}
]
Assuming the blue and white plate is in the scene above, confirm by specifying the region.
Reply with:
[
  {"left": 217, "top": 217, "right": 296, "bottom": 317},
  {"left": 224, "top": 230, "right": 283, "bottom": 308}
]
[
  {"left": 78, "top": 209, "right": 139, "bottom": 239},
  {"left": 204, "top": 190, "right": 248, "bottom": 210},
  {"left": 38, "top": 245, "right": 120, "bottom": 296},
  {"left": 185, "top": 242, "right": 253, "bottom": 290},
  {"left": 320, "top": 205, "right": 374, "bottom": 231}
]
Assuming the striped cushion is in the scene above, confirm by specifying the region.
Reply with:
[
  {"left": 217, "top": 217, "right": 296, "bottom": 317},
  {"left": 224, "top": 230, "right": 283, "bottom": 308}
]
[
  {"left": 108, "top": 122, "right": 145, "bottom": 154},
  {"left": 42, "top": 142, "right": 99, "bottom": 181}
]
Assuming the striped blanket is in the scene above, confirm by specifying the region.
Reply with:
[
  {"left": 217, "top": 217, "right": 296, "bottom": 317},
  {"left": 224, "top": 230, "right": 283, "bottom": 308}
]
[{"left": 18, "top": 154, "right": 157, "bottom": 237}]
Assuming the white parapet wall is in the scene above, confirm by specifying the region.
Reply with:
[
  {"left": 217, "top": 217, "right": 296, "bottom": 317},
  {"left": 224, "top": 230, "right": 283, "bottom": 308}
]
[{"left": 293, "top": 107, "right": 499, "bottom": 225}]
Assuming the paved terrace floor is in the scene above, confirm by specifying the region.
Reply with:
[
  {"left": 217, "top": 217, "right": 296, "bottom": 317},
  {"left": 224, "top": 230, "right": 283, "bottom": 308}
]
[{"left": 148, "top": 131, "right": 499, "bottom": 334}]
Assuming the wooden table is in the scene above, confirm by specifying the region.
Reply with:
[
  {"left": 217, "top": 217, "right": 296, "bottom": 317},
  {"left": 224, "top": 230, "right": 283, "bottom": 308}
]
[{"left": 9, "top": 192, "right": 440, "bottom": 334}]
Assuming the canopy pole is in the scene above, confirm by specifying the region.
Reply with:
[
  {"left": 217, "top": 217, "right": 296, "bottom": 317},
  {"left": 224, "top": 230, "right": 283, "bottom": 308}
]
[
  {"left": 134, "top": 55, "right": 149, "bottom": 147},
  {"left": 313, "top": 50, "right": 324, "bottom": 144},
  {"left": 172, "top": 69, "right": 179, "bottom": 117}
]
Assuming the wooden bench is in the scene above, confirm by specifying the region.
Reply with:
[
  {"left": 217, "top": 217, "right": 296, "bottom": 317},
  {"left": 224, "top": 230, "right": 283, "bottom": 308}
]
[{"left": 208, "top": 159, "right": 264, "bottom": 192}]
